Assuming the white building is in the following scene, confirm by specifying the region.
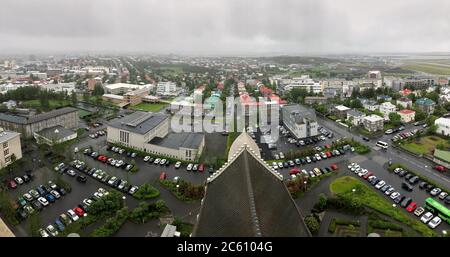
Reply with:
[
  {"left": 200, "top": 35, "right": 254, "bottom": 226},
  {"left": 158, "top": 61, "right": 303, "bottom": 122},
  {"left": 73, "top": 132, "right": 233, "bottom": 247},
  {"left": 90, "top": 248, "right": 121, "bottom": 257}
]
[
  {"left": 396, "top": 97, "right": 413, "bottom": 109},
  {"left": 379, "top": 102, "right": 397, "bottom": 121},
  {"left": 104, "top": 83, "right": 152, "bottom": 95},
  {"left": 0, "top": 128, "right": 22, "bottom": 169},
  {"left": 363, "top": 115, "right": 384, "bottom": 132},
  {"left": 282, "top": 104, "right": 318, "bottom": 139},
  {"left": 435, "top": 118, "right": 450, "bottom": 136},
  {"left": 347, "top": 109, "right": 366, "bottom": 126},
  {"left": 156, "top": 82, "right": 179, "bottom": 97},
  {"left": 42, "top": 82, "right": 76, "bottom": 95},
  {"left": 281, "top": 76, "right": 322, "bottom": 94}
]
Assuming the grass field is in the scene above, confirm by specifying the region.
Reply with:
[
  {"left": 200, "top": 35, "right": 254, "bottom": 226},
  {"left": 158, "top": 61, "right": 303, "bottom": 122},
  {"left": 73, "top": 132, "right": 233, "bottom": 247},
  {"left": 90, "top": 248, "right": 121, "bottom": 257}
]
[
  {"left": 158, "top": 66, "right": 184, "bottom": 76},
  {"left": 403, "top": 62, "right": 450, "bottom": 75},
  {"left": 330, "top": 176, "right": 436, "bottom": 237},
  {"left": 23, "top": 99, "right": 71, "bottom": 109},
  {"left": 129, "top": 103, "right": 168, "bottom": 112},
  {"left": 401, "top": 135, "right": 449, "bottom": 155}
]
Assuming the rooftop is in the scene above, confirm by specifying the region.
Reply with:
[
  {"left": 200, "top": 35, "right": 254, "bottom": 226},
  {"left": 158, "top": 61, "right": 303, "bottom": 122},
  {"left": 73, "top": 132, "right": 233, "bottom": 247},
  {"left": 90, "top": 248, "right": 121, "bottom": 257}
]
[
  {"left": 335, "top": 105, "right": 350, "bottom": 111},
  {"left": 149, "top": 132, "right": 204, "bottom": 149},
  {"left": 0, "top": 107, "right": 77, "bottom": 125},
  {"left": 108, "top": 111, "right": 169, "bottom": 135},
  {"left": 35, "top": 125, "right": 76, "bottom": 141},
  {"left": 347, "top": 109, "right": 366, "bottom": 117},
  {"left": 0, "top": 129, "right": 20, "bottom": 144},
  {"left": 399, "top": 109, "right": 415, "bottom": 114},
  {"left": 416, "top": 98, "right": 436, "bottom": 106},
  {"left": 193, "top": 136, "right": 310, "bottom": 237},
  {"left": 364, "top": 114, "right": 383, "bottom": 122}
]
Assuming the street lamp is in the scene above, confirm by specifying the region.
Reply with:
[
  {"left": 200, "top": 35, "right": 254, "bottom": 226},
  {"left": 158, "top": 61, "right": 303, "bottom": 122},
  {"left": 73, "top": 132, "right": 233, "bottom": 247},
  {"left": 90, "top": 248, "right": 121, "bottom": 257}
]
[
  {"left": 352, "top": 188, "right": 356, "bottom": 193},
  {"left": 304, "top": 181, "right": 307, "bottom": 192},
  {"left": 443, "top": 230, "right": 447, "bottom": 236},
  {"left": 392, "top": 204, "right": 396, "bottom": 208}
]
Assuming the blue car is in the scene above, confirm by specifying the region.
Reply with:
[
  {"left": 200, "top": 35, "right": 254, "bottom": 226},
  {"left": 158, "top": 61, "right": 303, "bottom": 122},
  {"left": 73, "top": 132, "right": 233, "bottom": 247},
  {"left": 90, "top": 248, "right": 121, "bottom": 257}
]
[
  {"left": 55, "top": 219, "right": 65, "bottom": 232},
  {"left": 46, "top": 194, "right": 56, "bottom": 203}
]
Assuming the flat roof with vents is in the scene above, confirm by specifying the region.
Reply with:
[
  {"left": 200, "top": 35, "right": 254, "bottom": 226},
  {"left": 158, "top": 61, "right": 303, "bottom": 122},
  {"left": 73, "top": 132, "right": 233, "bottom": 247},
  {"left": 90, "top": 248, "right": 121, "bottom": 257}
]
[{"left": 108, "top": 111, "right": 169, "bottom": 135}]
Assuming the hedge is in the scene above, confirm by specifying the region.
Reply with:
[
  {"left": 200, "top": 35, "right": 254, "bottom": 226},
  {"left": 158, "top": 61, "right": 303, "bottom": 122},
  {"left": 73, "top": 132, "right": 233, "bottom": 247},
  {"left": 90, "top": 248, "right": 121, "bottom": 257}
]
[
  {"left": 133, "top": 184, "right": 160, "bottom": 200},
  {"left": 328, "top": 218, "right": 360, "bottom": 233}
]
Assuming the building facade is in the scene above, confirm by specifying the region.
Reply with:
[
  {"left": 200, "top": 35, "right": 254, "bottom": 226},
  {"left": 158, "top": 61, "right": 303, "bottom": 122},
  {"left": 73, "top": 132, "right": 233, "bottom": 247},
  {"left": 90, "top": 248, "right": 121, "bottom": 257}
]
[
  {"left": 398, "top": 109, "right": 415, "bottom": 123},
  {"left": 379, "top": 102, "right": 397, "bottom": 121},
  {"left": 282, "top": 104, "right": 318, "bottom": 139},
  {"left": 435, "top": 117, "right": 450, "bottom": 136},
  {"left": 0, "top": 107, "right": 79, "bottom": 138},
  {"left": 347, "top": 109, "right": 366, "bottom": 126},
  {"left": 0, "top": 128, "right": 22, "bottom": 169},
  {"left": 363, "top": 115, "right": 384, "bottom": 132},
  {"left": 415, "top": 98, "right": 436, "bottom": 115}
]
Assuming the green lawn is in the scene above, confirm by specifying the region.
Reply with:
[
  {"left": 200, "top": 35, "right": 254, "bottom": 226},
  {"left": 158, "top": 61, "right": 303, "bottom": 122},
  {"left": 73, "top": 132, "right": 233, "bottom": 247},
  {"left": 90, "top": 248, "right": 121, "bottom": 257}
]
[
  {"left": 23, "top": 99, "right": 71, "bottom": 109},
  {"left": 129, "top": 103, "right": 168, "bottom": 112},
  {"left": 330, "top": 176, "right": 436, "bottom": 237},
  {"left": 401, "top": 135, "right": 449, "bottom": 155},
  {"left": 403, "top": 63, "right": 450, "bottom": 75}
]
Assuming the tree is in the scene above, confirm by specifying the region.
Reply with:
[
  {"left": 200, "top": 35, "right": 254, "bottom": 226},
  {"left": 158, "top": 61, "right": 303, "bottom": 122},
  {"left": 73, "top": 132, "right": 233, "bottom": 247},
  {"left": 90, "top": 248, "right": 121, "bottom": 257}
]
[
  {"left": 71, "top": 92, "right": 77, "bottom": 105},
  {"left": 350, "top": 99, "right": 363, "bottom": 109},
  {"left": 304, "top": 215, "right": 320, "bottom": 234},
  {"left": 92, "top": 84, "right": 105, "bottom": 96},
  {"left": 28, "top": 213, "right": 43, "bottom": 237},
  {"left": 414, "top": 108, "right": 427, "bottom": 121},
  {"left": 388, "top": 112, "right": 402, "bottom": 126}
]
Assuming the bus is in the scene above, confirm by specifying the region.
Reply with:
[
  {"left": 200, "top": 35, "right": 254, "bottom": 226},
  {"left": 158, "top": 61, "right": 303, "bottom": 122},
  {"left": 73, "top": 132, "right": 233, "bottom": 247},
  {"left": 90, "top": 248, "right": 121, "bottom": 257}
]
[
  {"left": 376, "top": 141, "right": 389, "bottom": 149},
  {"left": 425, "top": 197, "right": 450, "bottom": 224}
]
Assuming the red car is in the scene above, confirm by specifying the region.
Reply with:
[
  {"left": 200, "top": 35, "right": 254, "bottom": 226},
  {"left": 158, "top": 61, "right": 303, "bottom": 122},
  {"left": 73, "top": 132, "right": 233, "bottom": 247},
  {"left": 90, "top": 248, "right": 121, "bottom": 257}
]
[
  {"left": 198, "top": 164, "right": 204, "bottom": 172},
  {"left": 330, "top": 164, "right": 338, "bottom": 171},
  {"left": 98, "top": 156, "right": 107, "bottom": 163},
  {"left": 8, "top": 180, "right": 17, "bottom": 189},
  {"left": 325, "top": 152, "right": 332, "bottom": 158},
  {"left": 73, "top": 207, "right": 85, "bottom": 217},
  {"left": 289, "top": 168, "right": 301, "bottom": 175},
  {"left": 159, "top": 172, "right": 167, "bottom": 180},
  {"left": 435, "top": 165, "right": 445, "bottom": 172},
  {"left": 406, "top": 202, "right": 417, "bottom": 212},
  {"left": 363, "top": 171, "right": 373, "bottom": 180}
]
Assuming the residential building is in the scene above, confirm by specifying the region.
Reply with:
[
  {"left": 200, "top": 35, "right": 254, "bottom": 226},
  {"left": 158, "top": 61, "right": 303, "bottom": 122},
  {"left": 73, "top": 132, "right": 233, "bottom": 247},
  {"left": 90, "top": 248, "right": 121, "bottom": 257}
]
[
  {"left": 282, "top": 104, "right": 318, "bottom": 139},
  {"left": 41, "top": 82, "right": 76, "bottom": 95},
  {"left": 0, "top": 107, "right": 78, "bottom": 138},
  {"left": 333, "top": 105, "right": 351, "bottom": 120},
  {"left": 104, "top": 83, "right": 153, "bottom": 95},
  {"left": 123, "top": 88, "right": 149, "bottom": 106},
  {"left": 279, "top": 75, "right": 322, "bottom": 94},
  {"left": 102, "top": 94, "right": 125, "bottom": 105},
  {"left": 361, "top": 99, "right": 379, "bottom": 112},
  {"left": 34, "top": 125, "right": 77, "bottom": 145},
  {"left": 376, "top": 95, "right": 392, "bottom": 102},
  {"left": 368, "top": 71, "right": 381, "bottom": 79},
  {"left": 379, "top": 102, "right": 397, "bottom": 121},
  {"left": 0, "top": 128, "right": 22, "bottom": 169},
  {"left": 397, "top": 109, "right": 415, "bottom": 123},
  {"left": 107, "top": 111, "right": 204, "bottom": 161},
  {"left": 346, "top": 109, "right": 366, "bottom": 126},
  {"left": 156, "top": 82, "right": 179, "bottom": 97},
  {"left": 193, "top": 133, "right": 311, "bottom": 237},
  {"left": 415, "top": 98, "right": 436, "bottom": 115},
  {"left": 396, "top": 97, "right": 413, "bottom": 109},
  {"left": 304, "top": 96, "right": 328, "bottom": 105},
  {"left": 363, "top": 115, "right": 384, "bottom": 132},
  {"left": 435, "top": 117, "right": 450, "bottom": 136}
]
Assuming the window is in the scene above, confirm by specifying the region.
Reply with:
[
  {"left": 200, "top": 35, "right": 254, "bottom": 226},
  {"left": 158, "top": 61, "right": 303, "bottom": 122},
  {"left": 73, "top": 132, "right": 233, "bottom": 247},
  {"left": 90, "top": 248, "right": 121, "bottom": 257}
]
[
  {"left": 4, "top": 149, "right": 9, "bottom": 156},
  {"left": 3, "top": 142, "right": 8, "bottom": 148},
  {"left": 5, "top": 156, "right": 10, "bottom": 163},
  {"left": 119, "top": 131, "right": 129, "bottom": 144}
]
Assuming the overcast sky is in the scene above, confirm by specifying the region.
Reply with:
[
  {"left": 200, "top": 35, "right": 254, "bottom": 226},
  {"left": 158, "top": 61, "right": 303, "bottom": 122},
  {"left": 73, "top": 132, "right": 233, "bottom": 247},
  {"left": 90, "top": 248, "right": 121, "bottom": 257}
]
[{"left": 1, "top": 0, "right": 449, "bottom": 55}]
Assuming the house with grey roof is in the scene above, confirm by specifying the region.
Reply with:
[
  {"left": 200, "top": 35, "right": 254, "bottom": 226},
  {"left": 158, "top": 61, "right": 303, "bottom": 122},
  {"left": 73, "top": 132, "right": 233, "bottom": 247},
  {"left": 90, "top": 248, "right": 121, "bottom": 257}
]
[
  {"left": 346, "top": 109, "right": 366, "bottom": 126},
  {"left": 33, "top": 125, "right": 77, "bottom": 145},
  {"left": 0, "top": 107, "right": 78, "bottom": 138}
]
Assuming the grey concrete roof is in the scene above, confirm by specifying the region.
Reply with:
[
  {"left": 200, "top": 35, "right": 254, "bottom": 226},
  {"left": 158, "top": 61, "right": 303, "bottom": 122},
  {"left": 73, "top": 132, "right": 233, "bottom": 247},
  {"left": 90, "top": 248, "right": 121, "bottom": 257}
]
[
  {"left": 193, "top": 148, "right": 311, "bottom": 237},
  {"left": 108, "top": 111, "right": 169, "bottom": 135},
  {"left": 282, "top": 104, "right": 316, "bottom": 120},
  {"left": 0, "top": 107, "right": 78, "bottom": 124},
  {"left": 35, "top": 125, "right": 76, "bottom": 141},
  {"left": 149, "top": 132, "right": 204, "bottom": 149},
  {"left": 0, "top": 130, "right": 20, "bottom": 144}
]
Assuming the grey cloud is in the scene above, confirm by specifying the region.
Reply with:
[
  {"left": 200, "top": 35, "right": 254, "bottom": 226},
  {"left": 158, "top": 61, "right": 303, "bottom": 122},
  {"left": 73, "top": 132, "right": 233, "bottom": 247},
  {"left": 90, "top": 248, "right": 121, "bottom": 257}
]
[{"left": 0, "top": 0, "right": 449, "bottom": 55}]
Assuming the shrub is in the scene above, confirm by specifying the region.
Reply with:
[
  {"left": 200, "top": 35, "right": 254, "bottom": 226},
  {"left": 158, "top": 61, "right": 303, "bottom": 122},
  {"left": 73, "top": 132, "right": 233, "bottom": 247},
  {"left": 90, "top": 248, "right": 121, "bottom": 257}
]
[
  {"left": 133, "top": 184, "right": 160, "bottom": 200},
  {"left": 91, "top": 207, "right": 129, "bottom": 237},
  {"left": 304, "top": 215, "right": 320, "bottom": 235},
  {"left": 129, "top": 200, "right": 170, "bottom": 224},
  {"left": 160, "top": 179, "right": 204, "bottom": 202}
]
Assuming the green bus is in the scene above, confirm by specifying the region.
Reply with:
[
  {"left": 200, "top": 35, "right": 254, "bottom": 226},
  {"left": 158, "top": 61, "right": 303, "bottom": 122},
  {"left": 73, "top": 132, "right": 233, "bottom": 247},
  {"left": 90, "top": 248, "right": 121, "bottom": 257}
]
[{"left": 425, "top": 198, "right": 450, "bottom": 224}]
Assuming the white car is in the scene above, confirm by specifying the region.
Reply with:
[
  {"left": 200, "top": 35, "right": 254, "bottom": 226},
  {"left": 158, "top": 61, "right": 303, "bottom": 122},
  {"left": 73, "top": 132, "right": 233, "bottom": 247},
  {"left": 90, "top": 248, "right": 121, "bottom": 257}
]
[
  {"left": 23, "top": 193, "right": 33, "bottom": 202},
  {"left": 108, "top": 177, "right": 118, "bottom": 186},
  {"left": 279, "top": 152, "right": 285, "bottom": 159},
  {"left": 129, "top": 186, "right": 139, "bottom": 195},
  {"left": 98, "top": 188, "right": 109, "bottom": 195},
  {"left": 175, "top": 161, "right": 182, "bottom": 169},
  {"left": 50, "top": 190, "right": 61, "bottom": 199},
  {"left": 420, "top": 212, "right": 434, "bottom": 223},
  {"left": 309, "top": 171, "right": 316, "bottom": 178},
  {"left": 187, "top": 163, "right": 193, "bottom": 171},
  {"left": 83, "top": 198, "right": 93, "bottom": 206},
  {"left": 154, "top": 158, "right": 161, "bottom": 164},
  {"left": 414, "top": 207, "right": 425, "bottom": 217},
  {"left": 428, "top": 216, "right": 442, "bottom": 229},
  {"left": 93, "top": 192, "right": 103, "bottom": 199},
  {"left": 67, "top": 209, "right": 79, "bottom": 222},
  {"left": 375, "top": 180, "right": 386, "bottom": 189},
  {"left": 143, "top": 156, "right": 151, "bottom": 162},
  {"left": 38, "top": 197, "right": 49, "bottom": 207},
  {"left": 46, "top": 225, "right": 58, "bottom": 237},
  {"left": 272, "top": 162, "right": 278, "bottom": 170},
  {"left": 160, "top": 159, "right": 167, "bottom": 165},
  {"left": 431, "top": 188, "right": 442, "bottom": 196},
  {"left": 67, "top": 169, "right": 76, "bottom": 176},
  {"left": 278, "top": 162, "right": 283, "bottom": 168},
  {"left": 358, "top": 169, "right": 368, "bottom": 177},
  {"left": 351, "top": 165, "right": 360, "bottom": 172},
  {"left": 115, "top": 160, "right": 124, "bottom": 167},
  {"left": 347, "top": 163, "right": 356, "bottom": 169},
  {"left": 438, "top": 192, "right": 448, "bottom": 200},
  {"left": 274, "top": 154, "right": 280, "bottom": 160},
  {"left": 314, "top": 154, "right": 321, "bottom": 161},
  {"left": 14, "top": 177, "right": 24, "bottom": 184},
  {"left": 390, "top": 192, "right": 400, "bottom": 200},
  {"left": 39, "top": 228, "right": 50, "bottom": 237},
  {"left": 385, "top": 187, "right": 395, "bottom": 196}
]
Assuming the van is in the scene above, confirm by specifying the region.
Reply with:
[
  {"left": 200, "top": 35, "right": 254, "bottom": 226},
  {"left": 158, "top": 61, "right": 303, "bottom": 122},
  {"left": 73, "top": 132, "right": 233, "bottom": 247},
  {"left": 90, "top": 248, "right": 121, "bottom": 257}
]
[{"left": 376, "top": 141, "right": 388, "bottom": 149}]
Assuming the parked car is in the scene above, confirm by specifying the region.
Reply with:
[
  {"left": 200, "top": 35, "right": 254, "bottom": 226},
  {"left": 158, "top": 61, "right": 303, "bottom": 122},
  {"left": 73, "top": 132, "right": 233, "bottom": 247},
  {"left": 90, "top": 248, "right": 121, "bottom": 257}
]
[
  {"left": 175, "top": 161, "right": 182, "bottom": 169},
  {"left": 77, "top": 175, "right": 87, "bottom": 183},
  {"left": 37, "top": 197, "right": 49, "bottom": 207},
  {"left": 46, "top": 225, "right": 58, "bottom": 237},
  {"left": 400, "top": 197, "right": 412, "bottom": 208},
  {"left": 414, "top": 207, "right": 425, "bottom": 216},
  {"left": 39, "top": 228, "right": 50, "bottom": 237},
  {"left": 439, "top": 192, "right": 448, "bottom": 200},
  {"left": 402, "top": 182, "right": 414, "bottom": 192},
  {"left": 375, "top": 180, "right": 386, "bottom": 189},
  {"left": 420, "top": 212, "right": 434, "bottom": 223},
  {"left": 428, "top": 216, "right": 442, "bottom": 228},
  {"left": 430, "top": 187, "right": 442, "bottom": 196},
  {"left": 66, "top": 210, "right": 79, "bottom": 221}
]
